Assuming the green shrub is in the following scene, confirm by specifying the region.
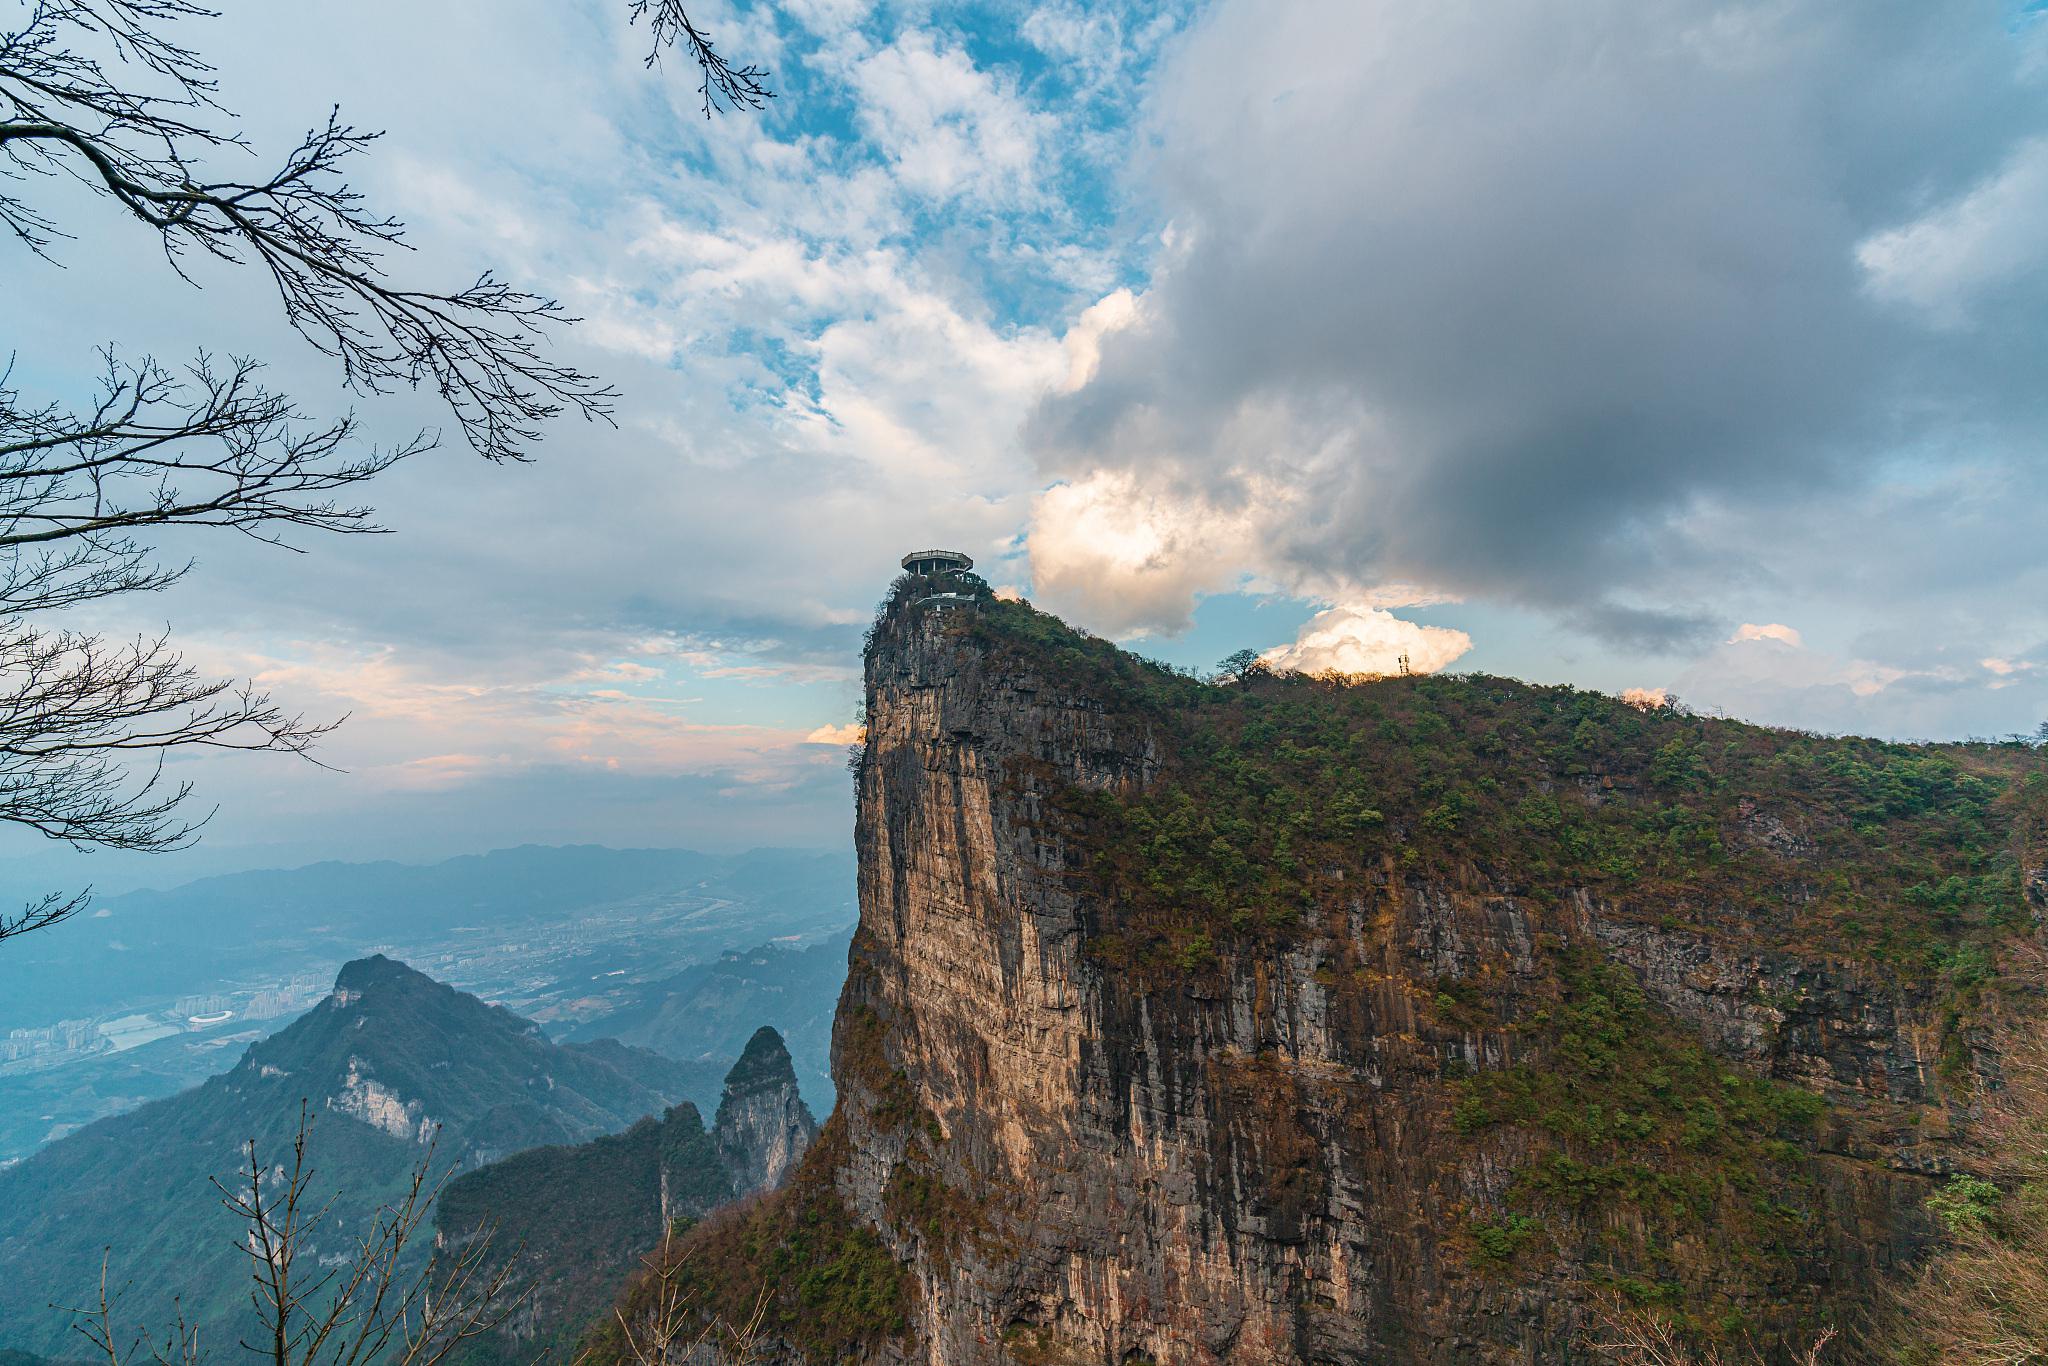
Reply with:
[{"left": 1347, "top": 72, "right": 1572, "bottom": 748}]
[{"left": 1927, "top": 1173, "right": 2002, "bottom": 1232}]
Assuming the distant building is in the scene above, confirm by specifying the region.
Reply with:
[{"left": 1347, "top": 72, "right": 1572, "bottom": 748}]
[
  {"left": 900, "top": 549, "right": 982, "bottom": 609},
  {"left": 901, "top": 549, "right": 973, "bottom": 577}
]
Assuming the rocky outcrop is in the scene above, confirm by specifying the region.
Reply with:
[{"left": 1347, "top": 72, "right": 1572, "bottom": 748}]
[
  {"left": 630, "top": 582, "right": 2045, "bottom": 1366},
  {"left": 714, "top": 1026, "right": 820, "bottom": 1193},
  {"left": 1582, "top": 910, "right": 1946, "bottom": 1110}
]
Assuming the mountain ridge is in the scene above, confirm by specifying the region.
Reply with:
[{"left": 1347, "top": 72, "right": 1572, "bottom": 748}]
[
  {"left": 589, "top": 576, "right": 2048, "bottom": 1364},
  {"left": 0, "top": 955, "right": 705, "bottom": 1357}
]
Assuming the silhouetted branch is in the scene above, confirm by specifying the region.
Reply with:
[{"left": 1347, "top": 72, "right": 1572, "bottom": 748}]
[
  {"left": 0, "top": 624, "right": 337, "bottom": 849},
  {"left": 1, "top": 3, "right": 623, "bottom": 461},
  {"left": 630, "top": 0, "right": 775, "bottom": 118},
  {"left": 0, "top": 885, "right": 91, "bottom": 943},
  {"left": 2, "top": 351, "right": 430, "bottom": 557},
  {"left": 0, "top": 351, "right": 409, "bottom": 935},
  {"left": 0, "top": 0, "right": 772, "bottom": 945}
]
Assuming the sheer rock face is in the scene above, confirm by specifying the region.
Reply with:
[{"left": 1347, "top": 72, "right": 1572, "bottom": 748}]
[
  {"left": 714, "top": 1026, "right": 820, "bottom": 1195},
  {"left": 795, "top": 591, "right": 2015, "bottom": 1366}
]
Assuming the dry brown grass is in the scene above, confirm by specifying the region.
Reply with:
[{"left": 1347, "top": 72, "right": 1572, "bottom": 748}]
[
  {"left": 1592, "top": 1303, "right": 1832, "bottom": 1365},
  {"left": 1888, "top": 942, "right": 2048, "bottom": 1366}
]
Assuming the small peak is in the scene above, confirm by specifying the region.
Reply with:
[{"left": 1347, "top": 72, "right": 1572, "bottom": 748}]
[
  {"left": 739, "top": 1024, "right": 789, "bottom": 1066},
  {"left": 332, "top": 954, "right": 429, "bottom": 995},
  {"left": 713, "top": 1026, "right": 817, "bottom": 1194},
  {"left": 723, "top": 1026, "right": 795, "bottom": 1092}
]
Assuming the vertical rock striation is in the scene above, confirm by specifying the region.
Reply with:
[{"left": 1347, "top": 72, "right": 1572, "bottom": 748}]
[
  {"left": 714, "top": 1025, "right": 820, "bottom": 1194},
  {"left": 622, "top": 579, "right": 2047, "bottom": 1366}
]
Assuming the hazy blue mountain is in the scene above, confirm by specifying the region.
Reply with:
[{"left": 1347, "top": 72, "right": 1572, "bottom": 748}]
[
  {"left": 561, "top": 928, "right": 853, "bottom": 1112},
  {"left": 0, "top": 844, "right": 854, "bottom": 1032},
  {"left": 0, "top": 845, "right": 853, "bottom": 1163},
  {"left": 0, "top": 957, "right": 703, "bottom": 1358}
]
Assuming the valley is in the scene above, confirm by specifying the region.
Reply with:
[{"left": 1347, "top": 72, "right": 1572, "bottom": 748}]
[
  {"left": 0, "top": 952, "right": 794, "bottom": 1356},
  {"left": 0, "top": 845, "right": 854, "bottom": 1162}
]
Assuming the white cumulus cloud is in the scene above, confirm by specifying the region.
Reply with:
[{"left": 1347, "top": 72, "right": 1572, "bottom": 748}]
[
  {"left": 1730, "top": 622, "right": 1805, "bottom": 647},
  {"left": 1259, "top": 603, "right": 1472, "bottom": 677}
]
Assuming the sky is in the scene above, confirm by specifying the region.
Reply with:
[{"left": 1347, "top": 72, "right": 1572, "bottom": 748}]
[{"left": 6, "top": 0, "right": 2048, "bottom": 894}]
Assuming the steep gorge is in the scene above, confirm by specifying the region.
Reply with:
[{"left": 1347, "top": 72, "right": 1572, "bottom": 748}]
[{"left": 604, "top": 576, "right": 2048, "bottom": 1364}]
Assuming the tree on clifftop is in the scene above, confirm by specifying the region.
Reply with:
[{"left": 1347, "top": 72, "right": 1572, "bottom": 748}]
[{"left": 0, "top": 0, "right": 769, "bottom": 945}]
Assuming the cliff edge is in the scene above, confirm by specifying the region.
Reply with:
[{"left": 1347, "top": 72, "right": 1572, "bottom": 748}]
[{"left": 597, "top": 574, "right": 2048, "bottom": 1365}]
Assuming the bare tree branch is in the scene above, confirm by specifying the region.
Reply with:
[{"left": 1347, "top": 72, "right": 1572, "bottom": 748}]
[
  {"left": 1593, "top": 1301, "right": 1834, "bottom": 1366},
  {"left": 0, "top": 2, "right": 630, "bottom": 462},
  {"left": 594, "top": 1225, "right": 766, "bottom": 1366},
  {"left": 630, "top": 0, "right": 775, "bottom": 119},
  {"left": 0, "top": 884, "right": 91, "bottom": 943},
  {"left": 0, "top": 625, "right": 340, "bottom": 836},
  {"left": 0, "top": 0, "right": 772, "bottom": 944},
  {"left": 0, "top": 352, "right": 395, "bottom": 933},
  {"left": 64, "top": 1105, "right": 529, "bottom": 1366},
  {"left": 1, "top": 351, "right": 430, "bottom": 554}
]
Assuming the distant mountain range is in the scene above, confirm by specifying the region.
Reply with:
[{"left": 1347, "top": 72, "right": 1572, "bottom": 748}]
[
  {"left": 437, "top": 1026, "right": 820, "bottom": 1363},
  {"left": 0, "top": 843, "right": 855, "bottom": 1032},
  {"left": 0, "top": 843, "right": 853, "bottom": 1163},
  {"left": 0, "top": 956, "right": 718, "bottom": 1358},
  {"left": 562, "top": 929, "right": 853, "bottom": 1112}
]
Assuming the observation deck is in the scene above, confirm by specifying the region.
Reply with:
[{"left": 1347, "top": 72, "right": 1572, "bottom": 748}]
[{"left": 901, "top": 549, "right": 974, "bottom": 577}]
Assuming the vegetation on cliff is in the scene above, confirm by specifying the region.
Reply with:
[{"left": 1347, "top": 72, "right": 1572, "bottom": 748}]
[
  {"left": 978, "top": 593, "right": 2041, "bottom": 1335},
  {"left": 434, "top": 1104, "right": 733, "bottom": 1365},
  {"left": 1887, "top": 946, "right": 2048, "bottom": 1364},
  {"left": 1450, "top": 949, "right": 1830, "bottom": 1334},
  {"left": 968, "top": 593, "right": 2045, "bottom": 981},
  {"left": 977, "top": 591, "right": 2045, "bottom": 1350},
  {"left": 582, "top": 1114, "right": 910, "bottom": 1363},
  {"left": 641, "top": 584, "right": 2048, "bottom": 1362}
]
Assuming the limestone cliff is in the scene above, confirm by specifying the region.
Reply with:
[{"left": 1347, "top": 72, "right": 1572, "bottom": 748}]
[
  {"left": 602, "top": 577, "right": 2048, "bottom": 1365},
  {"left": 715, "top": 1025, "right": 821, "bottom": 1192}
]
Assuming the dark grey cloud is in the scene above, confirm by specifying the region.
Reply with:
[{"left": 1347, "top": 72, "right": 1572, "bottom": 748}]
[{"left": 1030, "top": 1, "right": 2048, "bottom": 640}]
